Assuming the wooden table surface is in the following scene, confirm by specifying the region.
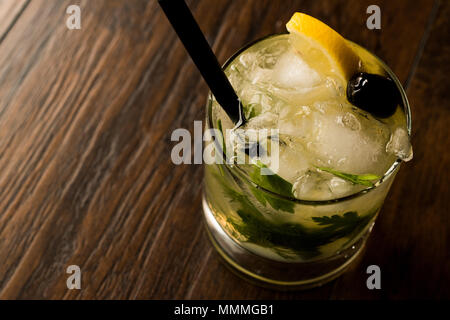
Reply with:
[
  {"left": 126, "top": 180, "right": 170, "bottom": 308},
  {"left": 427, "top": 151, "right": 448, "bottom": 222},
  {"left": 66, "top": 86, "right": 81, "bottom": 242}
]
[{"left": 0, "top": 0, "right": 448, "bottom": 300}]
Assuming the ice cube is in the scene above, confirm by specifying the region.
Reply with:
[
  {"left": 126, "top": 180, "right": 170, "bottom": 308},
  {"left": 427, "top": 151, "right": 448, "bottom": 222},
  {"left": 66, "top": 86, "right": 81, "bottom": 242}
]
[
  {"left": 278, "top": 107, "right": 313, "bottom": 140},
  {"left": 292, "top": 169, "right": 361, "bottom": 200},
  {"left": 274, "top": 140, "right": 310, "bottom": 182},
  {"left": 292, "top": 170, "right": 333, "bottom": 200},
  {"left": 245, "top": 112, "right": 278, "bottom": 129},
  {"left": 328, "top": 177, "right": 355, "bottom": 196},
  {"left": 239, "top": 52, "right": 257, "bottom": 69},
  {"left": 306, "top": 103, "right": 392, "bottom": 174},
  {"left": 340, "top": 112, "right": 361, "bottom": 131},
  {"left": 386, "top": 127, "right": 413, "bottom": 161},
  {"left": 272, "top": 49, "right": 321, "bottom": 88},
  {"left": 257, "top": 37, "right": 290, "bottom": 69}
]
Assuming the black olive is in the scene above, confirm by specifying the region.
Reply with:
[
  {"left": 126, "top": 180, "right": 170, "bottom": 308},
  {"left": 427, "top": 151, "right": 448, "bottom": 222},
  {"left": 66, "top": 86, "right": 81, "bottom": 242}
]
[{"left": 347, "top": 72, "right": 401, "bottom": 118}]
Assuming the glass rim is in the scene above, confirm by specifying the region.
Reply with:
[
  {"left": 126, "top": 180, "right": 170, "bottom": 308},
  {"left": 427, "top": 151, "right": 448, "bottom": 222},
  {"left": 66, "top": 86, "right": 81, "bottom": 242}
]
[{"left": 206, "top": 33, "right": 412, "bottom": 205}]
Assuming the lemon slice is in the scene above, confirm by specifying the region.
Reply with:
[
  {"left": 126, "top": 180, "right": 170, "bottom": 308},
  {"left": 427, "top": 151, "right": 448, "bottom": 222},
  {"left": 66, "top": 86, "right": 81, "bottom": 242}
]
[{"left": 286, "top": 12, "right": 361, "bottom": 82}]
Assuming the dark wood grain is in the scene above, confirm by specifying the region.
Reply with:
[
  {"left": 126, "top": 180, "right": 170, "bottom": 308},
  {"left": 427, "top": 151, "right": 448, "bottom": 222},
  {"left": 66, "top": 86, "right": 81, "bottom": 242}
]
[
  {"left": 0, "top": 0, "right": 29, "bottom": 42},
  {"left": 0, "top": 0, "right": 447, "bottom": 299}
]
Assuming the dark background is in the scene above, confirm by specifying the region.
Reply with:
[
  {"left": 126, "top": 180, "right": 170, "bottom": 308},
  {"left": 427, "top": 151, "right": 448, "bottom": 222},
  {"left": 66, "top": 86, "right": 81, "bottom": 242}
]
[{"left": 0, "top": 0, "right": 448, "bottom": 299}]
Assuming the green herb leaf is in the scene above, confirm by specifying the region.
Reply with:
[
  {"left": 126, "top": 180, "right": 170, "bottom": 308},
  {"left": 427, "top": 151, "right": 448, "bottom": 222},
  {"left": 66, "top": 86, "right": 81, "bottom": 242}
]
[
  {"left": 244, "top": 103, "right": 260, "bottom": 120},
  {"left": 215, "top": 120, "right": 294, "bottom": 211},
  {"left": 217, "top": 119, "right": 226, "bottom": 157},
  {"left": 213, "top": 171, "right": 378, "bottom": 260},
  {"left": 251, "top": 161, "right": 294, "bottom": 197},
  {"left": 312, "top": 212, "right": 368, "bottom": 234},
  {"left": 228, "top": 207, "right": 377, "bottom": 260},
  {"left": 249, "top": 161, "right": 295, "bottom": 213},
  {"left": 213, "top": 172, "right": 264, "bottom": 219},
  {"left": 316, "top": 167, "right": 381, "bottom": 187}
]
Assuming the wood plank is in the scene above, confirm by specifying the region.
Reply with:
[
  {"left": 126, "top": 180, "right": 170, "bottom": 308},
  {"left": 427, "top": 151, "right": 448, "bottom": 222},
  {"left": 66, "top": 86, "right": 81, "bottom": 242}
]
[
  {"left": 0, "top": 0, "right": 185, "bottom": 298},
  {"left": 0, "top": 0, "right": 232, "bottom": 300},
  {"left": 0, "top": 0, "right": 29, "bottom": 42}
]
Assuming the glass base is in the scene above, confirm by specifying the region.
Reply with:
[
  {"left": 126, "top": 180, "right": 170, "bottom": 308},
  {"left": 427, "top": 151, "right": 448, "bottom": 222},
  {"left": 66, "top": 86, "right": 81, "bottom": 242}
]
[{"left": 202, "top": 196, "right": 370, "bottom": 290}]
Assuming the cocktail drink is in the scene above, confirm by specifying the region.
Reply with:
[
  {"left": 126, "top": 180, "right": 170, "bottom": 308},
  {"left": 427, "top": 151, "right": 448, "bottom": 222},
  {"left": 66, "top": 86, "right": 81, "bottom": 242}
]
[{"left": 203, "top": 13, "right": 412, "bottom": 288}]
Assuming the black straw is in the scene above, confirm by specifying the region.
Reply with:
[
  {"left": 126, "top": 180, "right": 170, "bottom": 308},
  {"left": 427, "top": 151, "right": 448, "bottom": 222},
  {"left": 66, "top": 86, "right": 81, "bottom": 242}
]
[{"left": 158, "top": 0, "right": 244, "bottom": 126}]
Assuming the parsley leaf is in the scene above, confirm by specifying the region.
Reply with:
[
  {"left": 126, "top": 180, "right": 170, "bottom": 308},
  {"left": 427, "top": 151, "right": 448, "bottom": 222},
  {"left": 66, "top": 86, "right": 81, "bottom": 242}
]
[
  {"left": 215, "top": 119, "right": 295, "bottom": 213},
  {"left": 229, "top": 207, "right": 377, "bottom": 260},
  {"left": 213, "top": 171, "right": 378, "bottom": 260},
  {"left": 312, "top": 212, "right": 373, "bottom": 236},
  {"left": 316, "top": 167, "right": 381, "bottom": 187},
  {"left": 244, "top": 103, "right": 260, "bottom": 120},
  {"left": 216, "top": 119, "right": 226, "bottom": 157},
  {"left": 249, "top": 161, "right": 295, "bottom": 213}
]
